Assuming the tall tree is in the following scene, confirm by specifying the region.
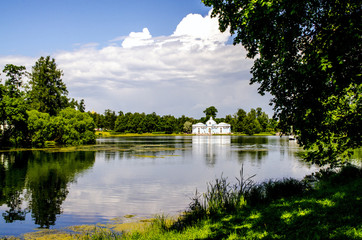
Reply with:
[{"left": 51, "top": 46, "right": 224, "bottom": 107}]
[
  {"left": 2, "top": 64, "right": 26, "bottom": 98},
  {"left": 234, "top": 108, "right": 247, "bottom": 132},
  {"left": 203, "top": 0, "right": 361, "bottom": 166},
  {"left": 103, "top": 109, "right": 117, "bottom": 130},
  {"left": 0, "top": 65, "right": 28, "bottom": 145},
  {"left": 203, "top": 106, "right": 218, "bottom": 120},
  {"left": 28, "top": 56, "right": 69, "bottom": 116}
]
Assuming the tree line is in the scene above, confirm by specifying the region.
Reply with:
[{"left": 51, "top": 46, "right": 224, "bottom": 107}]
[
  {"left": 1, "top": 57, "right": 277, "bottom": 147},
  {"left": 0, "top": 56, "right": 95, "bottom": 146},
  {"left": 88, "top": 106, "right": 278, "bottom": 135}
]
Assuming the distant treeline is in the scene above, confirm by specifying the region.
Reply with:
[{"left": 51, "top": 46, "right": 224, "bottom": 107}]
[
  {"left": 89, "top": 106, "right": 278, "bottom": 135},
  {"left": 1, "top": 57, "right": 278, "bottom": 147}
]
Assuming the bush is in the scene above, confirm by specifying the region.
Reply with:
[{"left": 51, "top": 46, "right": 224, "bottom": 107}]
[{"left": 27, "top": 108, "right": 96, "bottom": 146}]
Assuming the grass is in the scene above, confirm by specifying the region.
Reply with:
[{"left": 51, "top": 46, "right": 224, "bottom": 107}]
[
  {"left": 11, "top": 165, "right": 360, "bottom": 239},
  {"left": 84, "top": 165, "right": 361, "bottom": 240}
]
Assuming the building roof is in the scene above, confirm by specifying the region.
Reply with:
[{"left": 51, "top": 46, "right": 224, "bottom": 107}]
[
  {"left": 218, "top": 122, "right": 231, "bottom": 126},
  {"left": 192, "top": 117, "right": 231, "bottom": 128},
  {"left": 206, "top": 117, "right": 217, "bottom": 126}
]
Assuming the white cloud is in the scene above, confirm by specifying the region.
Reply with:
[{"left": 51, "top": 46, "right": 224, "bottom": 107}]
[
  {"left": 122, "top": 28, "right": 154, "bottom": 48},
  {"left": 172, "top": 11, "right": 229, "bottom": 50},
  {"left": 0, "top": 11, "right": 273, "bottom": 118},
  {"left": 0, "top": 56, "right": 35, "bottom": 71}
]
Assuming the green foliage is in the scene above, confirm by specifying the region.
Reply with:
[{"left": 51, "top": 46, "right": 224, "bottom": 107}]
[
  {"left": 69, "top": 98, "right": 86, "bottom": 112},
  {"left": 202, "top": 0, "right": 361, "bottom": 166},
  {"left": 2, "top": 64, "right": 26, "bottom": 98},
  {"left": 27, "top": 110, "right": 51, "bottom": 145},
  {"left": 52, "top": 108, "right": 96, "bottom": 145},
  {"left": 0, "top": 65, "right": 28, "bottom": 145},
  {"left": 114, "top": 112, "right": 183, "bottom": 134},
  {"left": 203, "top": 106, "right": 218, "bottom": 120},
  {"left": 110, "top": 108, "right": 273, "bottom": 135},
  {"left": 27, "top": 108, "right": 96, "bottom": 146},
  {"left": 183, "top": 121, "right": 192, "bottom": 133},
  {"left": 305, "top": 83, "right": 362, "bottom": 166},
  {"left": 28, "top": 56, "right": 69, "bottom": 116},
  {"left": 1, "top": 59, "right": 95, "bottom": 147},
  {"left": 116, "top": 166, "right": 361, "bottom": 240},
  {"left": 227, "top": 108, "right": 274, "bottom": 135},
  {"left": 104, "top": 109, "right": 117, "bottom": 130}
]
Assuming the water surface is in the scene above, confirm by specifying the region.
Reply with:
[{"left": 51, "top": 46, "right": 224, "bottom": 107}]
[{"left": 0, "top": 136, "right": 319, "bottom": 236}]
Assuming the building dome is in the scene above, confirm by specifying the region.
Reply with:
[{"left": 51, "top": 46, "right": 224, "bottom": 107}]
[{"left": 206, "top": 117, "right": 217, "bottom": 126}]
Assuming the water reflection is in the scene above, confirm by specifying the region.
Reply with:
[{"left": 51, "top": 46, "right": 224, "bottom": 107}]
[
  {"left": 0, "top": 152, "right": 30, "bottom": 224},
  {"left": 0, "top": 136, "right": 326, "bottom": 237},
  {"left": 192, "top": 136, "right": 231, "bottom": 166},
  {"left": 0, "top": 151, "right": 95, "bottom": 229}
]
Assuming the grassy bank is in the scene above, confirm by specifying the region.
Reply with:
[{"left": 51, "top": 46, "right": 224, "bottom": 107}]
[
  {"left": 9, "top": 166, "right": 360, "bottom": 239},
  {"left": 83, "top": 165, "right": 361, "bottom": 240}
]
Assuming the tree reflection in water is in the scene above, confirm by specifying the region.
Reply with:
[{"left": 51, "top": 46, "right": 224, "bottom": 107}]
[{"left": 0, "top": 150, "right": 95, "bottom": 228}]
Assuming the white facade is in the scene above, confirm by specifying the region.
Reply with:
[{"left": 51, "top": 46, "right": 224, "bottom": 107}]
[
  {"left": 0, "top": 121, "right": 9, "bottom": 133},
  {"left": 192, "top": 117, "right": 231, "bottom": 135}
]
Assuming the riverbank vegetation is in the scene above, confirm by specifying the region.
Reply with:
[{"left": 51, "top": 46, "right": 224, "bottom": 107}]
[
  {"left": 19, "top": 164, "right": 358, "bottom": 239},
  {"left": 90, "top": 106, "right": 278, "bottom": 136},
  {"left": 78, "top": 165, "right": 361, "bottom": 239},
  {"left": 1, "top": 58, "right": 277, "bottom": 147},
  {"left": 0, "top": 57, "right": 95, "bottom": 147}
]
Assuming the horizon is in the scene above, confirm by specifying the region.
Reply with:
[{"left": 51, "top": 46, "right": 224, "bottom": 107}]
[{"left": 0, "top": 0, "right": 273, "bottom": 119}]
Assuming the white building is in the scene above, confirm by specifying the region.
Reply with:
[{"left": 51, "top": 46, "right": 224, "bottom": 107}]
[
  {"left": 192, "top": 117, "right": 231, "bottom": 135},
  {"left": 0, "top": 121, "right": 9, "bottom": 134}
]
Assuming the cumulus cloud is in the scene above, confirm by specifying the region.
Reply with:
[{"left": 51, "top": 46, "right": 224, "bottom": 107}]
[
  {"left": 122, "top": 28, "right": 154, "bottom": 48},
  {"left": 0, "top": 11, "right": 272, "bottom": 118},
  {"left": 172, "top": 12, "right": 230, "bottom": 50}
]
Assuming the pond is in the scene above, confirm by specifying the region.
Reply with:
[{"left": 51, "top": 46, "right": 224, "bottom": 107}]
[{"left": 0, "top": 135, "right": 320, "bottom": 237}]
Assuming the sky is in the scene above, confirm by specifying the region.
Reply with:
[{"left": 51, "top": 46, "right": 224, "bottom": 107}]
[{"left": 0, "top": 0, "right": 273, "bottom": 118}]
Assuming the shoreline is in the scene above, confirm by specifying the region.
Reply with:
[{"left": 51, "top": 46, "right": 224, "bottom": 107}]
[
  {"left": 95, "top": 131, "right": 277, "bottom": 138},
  {"left": 2, "top": 215, "right": 153, "bottom": 239}
]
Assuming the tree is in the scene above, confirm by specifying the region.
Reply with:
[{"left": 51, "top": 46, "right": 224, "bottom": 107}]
[
  {"left": 27, "top": 108, "right": 95, "bottom": 146},
  {"left": 234, "top": 108, "right": 247, "bottom": 132},
  {"left": 244, "top": 109, "right": 262, "bottom": 135},
  {"left": 183, "top": 121, "right": 193, "bottom": 133},
  {"left": 28, "top": 56, "right": 69, "bottom": 116},
  {"left": 2, "top": 64, "right": 26, "bottom": 98},
  {"left": 256, "top": 108, "right": 269, "bottom": 132},
  {"left": 27, "top": 110, "right": 51, "bottom": 145},
  {"left": 203, "top": 106, "right": 218, "bottom": 120},
  {"left": 0, "top": 65, "right": 28, "bottom": 145},
  {"left": 69, "top": 98, "right": 85, "bottom": 112},
  {"left": 103, "top": 109, "right": 116, "bottom": 130},
  {"left": 159, "top": 115, "right": 177, "bottom": 134},
  {"left": 78, "top": 99, "right": 85, "bottom": 112},
  {"left": 203, "top": 0, "right": 361, "bottom": 166}
]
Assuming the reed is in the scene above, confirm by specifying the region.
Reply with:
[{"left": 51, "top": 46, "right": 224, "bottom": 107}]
[{"left": 80, "top": 165, "right": 362, "bottom": 239}]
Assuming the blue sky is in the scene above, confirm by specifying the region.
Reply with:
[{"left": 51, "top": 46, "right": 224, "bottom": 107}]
[
  {"left": 2, "top": 0, "right": 210, "bottom": 56},
  {"left": 0, "top": 0, "right": 273, "bottom": 118}
]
